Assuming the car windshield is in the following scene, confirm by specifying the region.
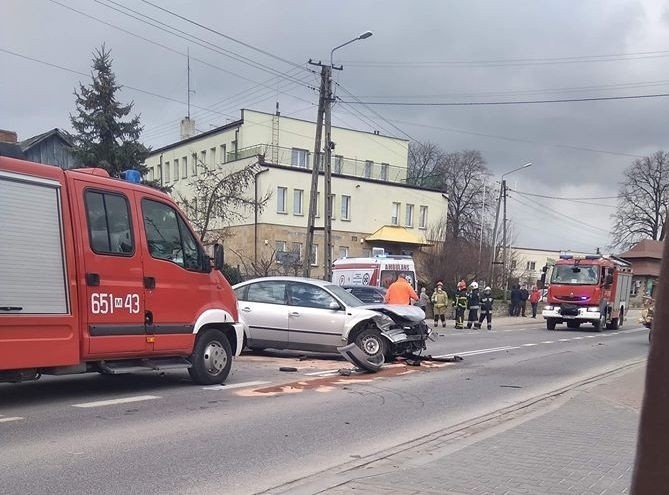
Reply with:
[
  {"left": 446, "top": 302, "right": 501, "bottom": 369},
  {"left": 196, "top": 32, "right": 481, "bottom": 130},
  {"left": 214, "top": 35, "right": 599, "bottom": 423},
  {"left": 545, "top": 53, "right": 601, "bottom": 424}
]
[
  {"left": 551, "top": 264, "right": 599, "bottom": 285},
  {"left": 325, "top": 284, "right": 365, "bottom": 307}
]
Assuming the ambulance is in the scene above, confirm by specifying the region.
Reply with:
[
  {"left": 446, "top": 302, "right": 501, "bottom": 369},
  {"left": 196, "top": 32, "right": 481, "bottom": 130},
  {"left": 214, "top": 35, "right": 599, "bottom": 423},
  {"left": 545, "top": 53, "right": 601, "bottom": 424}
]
[
  {"left": 0, "top": 156, "right": 243, "bottom": 385},
  {"left": 332, "top": 248, "right": 418, "bottom": 290}
]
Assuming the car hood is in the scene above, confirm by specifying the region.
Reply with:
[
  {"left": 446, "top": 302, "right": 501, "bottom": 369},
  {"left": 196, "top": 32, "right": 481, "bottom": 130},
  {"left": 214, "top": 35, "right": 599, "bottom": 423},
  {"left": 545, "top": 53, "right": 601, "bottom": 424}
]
[{"left": 357, "top": 304, "right": 426, "bottom": 322}]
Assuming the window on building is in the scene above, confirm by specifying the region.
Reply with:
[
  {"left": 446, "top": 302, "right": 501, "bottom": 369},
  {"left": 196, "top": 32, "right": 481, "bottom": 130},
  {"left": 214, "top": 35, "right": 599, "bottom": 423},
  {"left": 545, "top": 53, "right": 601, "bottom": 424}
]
[
  {"left": 220, "top": 144, "right": 227, "bottom": 165},
  {"left": 277, "top": 187, "right": 288, "bottom": 213},
  {"left": 293, "top": 189, "right": 304, "bottom": 215},
  {"left": 339, "top": 246, "right": 349, "bottom": 259},
  {"left": 181, "top": 157, "right": 188, "bottom": 178},
  {"left": 334, "top": 155, "right": 343, "bottom": 174},
  {"left": 329, "top": 194, "right": 336, "bottom": 220},
  {"left": 173, "top": 161, "right": 179, "bottom": 181},
  {"left": 292, "top": 242, "right": 303, "bottom": 262},
  {"left": 200, "top": 150, "right": 207, "bottom": 170},
  {"left": 364, "top": 160, "right": 373, "bottom": 178},
  {"left": 275, "top": 241, "right": 287, "bottom": 263},
  {"left": 405, "top": 204, "right": 414, "bottom": 227},
  {"left": 419, "top": 206, "right": 428, "bottom": 229},
  {"left": 191, "top": 153, "right": 198, "bottom": 176},
  {"left": 291, "top": 148, "right": 309, "bottom": 169},
  {"left": 148, "top": 167, "right": 155, "bottom": 181},
  {"left": 341, "top": 195, "right": 351, "bottom": 221},
  {"left": 163, "top": 162, "right": 170, "bottom": 182},
  {"left": 380, "top": 163, "right": 389, "bottom": 181},
  {"left": 316, "top": 152, "right": 324, "bottom": 171},
  {"left": 391, "top": 202, "right": 401, "bottom": 225},
  {"left": 526, "top": 261, "right": 536, "bottom": 271},
  {"left": 85, "top": 191, "right": 134, "bottom": 255},
  {"left": 310, "top": 244, "right": 318, "bottom": 266},
  {"left": 315, "top": 192, "right": 321, "bottom": 218},
  {"left": 231, "top": 140, "right": 237, "bottom": 160},
  {"left": 210, "top": 147, "right": 216, "bottom": 168}
]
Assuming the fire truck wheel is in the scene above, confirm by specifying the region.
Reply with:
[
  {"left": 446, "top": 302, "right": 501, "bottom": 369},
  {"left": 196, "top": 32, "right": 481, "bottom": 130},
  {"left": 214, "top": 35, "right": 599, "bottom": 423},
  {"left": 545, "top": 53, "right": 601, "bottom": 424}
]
[
  {"left": 606, "top": 318, "right": 619, "bottom": 330},
  {"left": 546, "top": 318, "right": 557, "bottom": 330},
  {"left": 355, "top": 328, "right": 388, "bottom": 360},
  {"left": 189, "top": 329, "right": 232, "bottom": 385},
  {"left": 593, "top": 314, "right": 605, "bottom": 332}
]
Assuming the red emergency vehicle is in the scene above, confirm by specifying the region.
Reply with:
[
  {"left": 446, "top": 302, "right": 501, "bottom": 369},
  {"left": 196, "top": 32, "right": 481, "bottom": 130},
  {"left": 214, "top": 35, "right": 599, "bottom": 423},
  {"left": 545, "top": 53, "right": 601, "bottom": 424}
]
[
  {"left": 0, "top": 156, "right": 243, "bottom": 384},
  {"left": 542, "top": 253, "right": 632, "bottom": 331}
]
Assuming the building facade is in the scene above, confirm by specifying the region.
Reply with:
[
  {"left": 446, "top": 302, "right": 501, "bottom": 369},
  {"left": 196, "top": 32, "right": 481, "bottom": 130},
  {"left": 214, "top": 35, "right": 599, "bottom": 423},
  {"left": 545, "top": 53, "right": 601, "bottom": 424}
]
[
  {"left": 145, "top": 109, "right": 447, "bottom": 279},
  {"left": 619, "top": 239, "right": 663, "bottom": 300},
  {"left": 509, "top": 246, "right": 590, "bottom": 287}
]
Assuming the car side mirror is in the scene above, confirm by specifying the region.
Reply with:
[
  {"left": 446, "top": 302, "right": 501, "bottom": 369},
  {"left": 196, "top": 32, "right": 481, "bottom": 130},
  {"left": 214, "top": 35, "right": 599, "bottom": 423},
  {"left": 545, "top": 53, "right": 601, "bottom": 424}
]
[
  {"left": 213, "top": 243, "right": 224, "bottom": 270},
  {"left": 329, "top": 301, "right": 340, "bottom": 310}
]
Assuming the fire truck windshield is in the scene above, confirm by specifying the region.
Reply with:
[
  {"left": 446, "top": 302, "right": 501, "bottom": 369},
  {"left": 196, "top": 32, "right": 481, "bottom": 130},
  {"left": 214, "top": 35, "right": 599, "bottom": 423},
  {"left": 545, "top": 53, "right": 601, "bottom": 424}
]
[{"left": 551, "top": 264, "right": 599, "bottom": 285}]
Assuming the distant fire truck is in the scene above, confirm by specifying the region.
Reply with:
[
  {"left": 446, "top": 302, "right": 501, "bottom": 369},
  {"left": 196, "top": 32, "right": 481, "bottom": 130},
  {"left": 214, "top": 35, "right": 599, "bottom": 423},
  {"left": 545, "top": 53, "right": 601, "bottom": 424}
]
[
  {"left": 542, "top": 253, "right": 633, "bottom": 331},
  {"left": 332, "top": 248, "right": 418, "bottom": 290}
]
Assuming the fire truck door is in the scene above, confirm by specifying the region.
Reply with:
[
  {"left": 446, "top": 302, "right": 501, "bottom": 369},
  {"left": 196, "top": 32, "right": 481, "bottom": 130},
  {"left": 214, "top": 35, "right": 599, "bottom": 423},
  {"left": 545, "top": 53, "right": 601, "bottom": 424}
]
[{"left": 74, "top": 183, "right": 147, "bottom": 356}]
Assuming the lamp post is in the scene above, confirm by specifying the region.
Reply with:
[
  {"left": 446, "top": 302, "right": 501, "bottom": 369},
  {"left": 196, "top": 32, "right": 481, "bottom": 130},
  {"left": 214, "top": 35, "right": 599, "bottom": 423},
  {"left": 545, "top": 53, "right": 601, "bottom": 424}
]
[
  {"left": 490, "top": 162, "right": 532, "bottom": 295},
  {"left": 304, "top": 31, "right": 373, "bottom": 280}
]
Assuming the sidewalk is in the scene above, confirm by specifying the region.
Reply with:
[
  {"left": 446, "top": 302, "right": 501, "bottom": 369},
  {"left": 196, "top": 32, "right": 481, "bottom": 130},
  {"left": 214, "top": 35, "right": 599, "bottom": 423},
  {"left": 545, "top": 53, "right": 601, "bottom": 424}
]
[{"left": 268, "top": 363, "right": 645, "bottom": 495}]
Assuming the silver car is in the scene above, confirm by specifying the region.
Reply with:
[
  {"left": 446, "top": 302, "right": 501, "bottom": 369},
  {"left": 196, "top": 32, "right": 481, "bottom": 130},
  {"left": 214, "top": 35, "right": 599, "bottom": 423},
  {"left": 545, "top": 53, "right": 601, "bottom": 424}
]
[{"left": 233, "top": 277, "right": 429, "bottom": 359}]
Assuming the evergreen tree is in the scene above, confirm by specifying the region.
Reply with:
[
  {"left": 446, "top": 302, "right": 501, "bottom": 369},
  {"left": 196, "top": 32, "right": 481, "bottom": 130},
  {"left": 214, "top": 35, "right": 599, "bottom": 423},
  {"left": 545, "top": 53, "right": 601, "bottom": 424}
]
[{"left": 70, "top": 44, "right": 149, "bottom": 176}]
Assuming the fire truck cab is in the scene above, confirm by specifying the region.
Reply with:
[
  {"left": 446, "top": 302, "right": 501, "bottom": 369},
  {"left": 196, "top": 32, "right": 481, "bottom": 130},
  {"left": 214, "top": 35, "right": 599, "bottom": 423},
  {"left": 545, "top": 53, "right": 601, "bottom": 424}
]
[
  {"left": 0, "top": 156, "right": 243, "bottom": 385},
  {"left": 542, "top": 253, "right": 632, "bottom": 332}
]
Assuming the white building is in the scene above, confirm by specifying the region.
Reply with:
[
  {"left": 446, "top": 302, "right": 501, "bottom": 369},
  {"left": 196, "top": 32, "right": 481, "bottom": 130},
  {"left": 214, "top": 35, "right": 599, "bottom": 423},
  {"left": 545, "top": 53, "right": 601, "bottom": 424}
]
[
  {"left": 144, "top": 109, "right": 447, "bottom": 278},
  {"left": 509, "top": 246, "right": 590, "bottom": 286}
]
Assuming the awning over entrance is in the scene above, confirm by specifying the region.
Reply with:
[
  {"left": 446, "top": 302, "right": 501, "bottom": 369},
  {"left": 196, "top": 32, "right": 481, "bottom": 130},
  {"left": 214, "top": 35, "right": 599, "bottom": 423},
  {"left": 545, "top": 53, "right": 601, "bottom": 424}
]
[{"left": 365, "top": 225, "right": 432, "bottom": 246}]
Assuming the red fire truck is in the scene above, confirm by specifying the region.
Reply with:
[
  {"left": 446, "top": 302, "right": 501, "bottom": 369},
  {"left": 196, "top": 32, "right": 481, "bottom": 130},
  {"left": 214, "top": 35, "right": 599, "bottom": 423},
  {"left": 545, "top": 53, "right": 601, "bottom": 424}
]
[
  {"left": 0, "top": 156, "right": 243, "bottom": 384},
  {"left": 542, "top": 253, "right": 633, "bottom": 331}
]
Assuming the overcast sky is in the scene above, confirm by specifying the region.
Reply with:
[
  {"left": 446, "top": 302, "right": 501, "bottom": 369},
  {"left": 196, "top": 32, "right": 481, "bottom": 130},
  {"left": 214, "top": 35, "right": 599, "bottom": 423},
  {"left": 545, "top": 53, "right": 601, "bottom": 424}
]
[{"left": 2, "top": 0, "right": 668, "bottom": 252}]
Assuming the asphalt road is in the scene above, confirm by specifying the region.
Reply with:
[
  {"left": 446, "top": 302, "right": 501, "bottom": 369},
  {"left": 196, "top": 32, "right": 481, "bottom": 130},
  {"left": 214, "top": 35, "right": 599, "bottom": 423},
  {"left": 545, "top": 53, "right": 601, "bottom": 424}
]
[{"left": 0, "top": 315, "right": 649, "bottom": 495}]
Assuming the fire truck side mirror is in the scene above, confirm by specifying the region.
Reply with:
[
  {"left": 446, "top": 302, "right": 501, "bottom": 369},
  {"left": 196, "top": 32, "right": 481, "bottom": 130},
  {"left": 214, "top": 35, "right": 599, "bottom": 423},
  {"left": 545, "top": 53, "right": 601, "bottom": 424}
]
[
  {"left": 213, "top": 243, "right": 225, "bottom": 271},
  {"left": 539, "top": 273, "right": 546, "bottom": 288},
  {"left": 605, "top": 274, "right": 613, "bottom": 286}
]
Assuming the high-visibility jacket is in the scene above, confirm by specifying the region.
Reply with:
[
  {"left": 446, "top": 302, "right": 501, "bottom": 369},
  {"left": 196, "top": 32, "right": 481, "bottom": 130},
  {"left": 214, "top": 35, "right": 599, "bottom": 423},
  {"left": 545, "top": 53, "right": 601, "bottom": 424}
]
[
  {"left": 431, "top": 289, "right": 449, "bottom": 308},
  {"left": 454, "top": 290, "right": 468, "bottom": 309},
  {"left": 385, "top": 278, "right": 418, "bottom": 305}
]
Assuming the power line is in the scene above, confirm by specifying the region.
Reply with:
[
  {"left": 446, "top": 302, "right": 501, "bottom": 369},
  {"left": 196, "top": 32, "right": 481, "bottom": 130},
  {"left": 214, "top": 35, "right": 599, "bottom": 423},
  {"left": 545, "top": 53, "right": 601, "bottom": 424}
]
[
  {"left": 508, "top": 188, "right": 618, "bottom": 203},
  {"left": 339, "top": 93, "right": 669, "bottom": 106},
  {"left": 342, "top": 49, "right": 669, "bottom": 68},
  {"left": 139, "top": 0, "right": 307, "bottom": 73}
]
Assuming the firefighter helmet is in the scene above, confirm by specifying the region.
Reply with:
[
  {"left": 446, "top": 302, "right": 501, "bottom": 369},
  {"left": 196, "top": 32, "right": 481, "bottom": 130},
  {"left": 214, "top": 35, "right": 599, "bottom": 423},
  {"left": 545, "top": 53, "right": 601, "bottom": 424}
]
[
  {"left": 457, "top": 280, "right": 466, "bottom": 290},
  {"left": 469, "top": 281, "right": 479, "bottom": 290},
  {"left": 436, "top": 281, "right": 443, "bottom": 287}
]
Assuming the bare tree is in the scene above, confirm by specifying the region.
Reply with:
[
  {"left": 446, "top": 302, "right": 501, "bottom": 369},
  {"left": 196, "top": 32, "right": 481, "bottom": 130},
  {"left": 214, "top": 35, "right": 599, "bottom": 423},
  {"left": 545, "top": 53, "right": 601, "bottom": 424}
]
[
  {"left": 178, "top": 155, "right": 272, "bottom": 244},
  {"left": 407, "top": 141, "right": 444, "bottom": 187},
  {"left": 611, "top": 151, "right": 669, "bottom": 249},
  {"left": 229, "top": 247, "right": 279, "bottom": 279}
]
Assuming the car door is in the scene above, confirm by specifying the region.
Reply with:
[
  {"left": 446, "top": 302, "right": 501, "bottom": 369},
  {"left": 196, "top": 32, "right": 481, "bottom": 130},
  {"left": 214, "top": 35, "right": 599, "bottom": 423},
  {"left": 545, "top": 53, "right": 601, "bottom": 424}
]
[
  {"left": 286, "top": 282, "right": 347, "bottom": 352},
  {"left": 72, "top": 182, "right": 147, "bottom": 357},
  {"left": 238, "top": 280, "right": 289, "bottom": 349}
]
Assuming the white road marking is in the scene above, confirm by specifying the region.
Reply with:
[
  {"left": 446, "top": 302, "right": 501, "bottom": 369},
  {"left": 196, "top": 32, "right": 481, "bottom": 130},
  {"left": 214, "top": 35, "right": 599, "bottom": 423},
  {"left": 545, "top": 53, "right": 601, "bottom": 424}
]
[
  {"left": 72, "top": 395, "right": 160, "bottom": 408},
  {"left": 558, "top": 339, "right": 571, "bottom": 342},
  {"left": 432, "top": 345, "right": 519, "bottom": 359},
  {"left": 521, "top": 343, "right": 538, "bottom": 347},
  {"left": 304, "top": 370, "right": 340, "bottom": 377},
  {"left": 202, "top": 381, "right": 271, "bottom": 391},
  {"left": 0, "top": 416, "right": 24, "bottom": 423},
  {"left": 621, "top": 328, "right": 646, "bottom": 334},
  {"left": 541, "top": 341, "right": 555, "bottom": 344},
  {"left": 586, "top": 335, "right": 597, "bottom": 338},
  {"left": 572, "top": 337, "right": 585, "bottom": 340}
]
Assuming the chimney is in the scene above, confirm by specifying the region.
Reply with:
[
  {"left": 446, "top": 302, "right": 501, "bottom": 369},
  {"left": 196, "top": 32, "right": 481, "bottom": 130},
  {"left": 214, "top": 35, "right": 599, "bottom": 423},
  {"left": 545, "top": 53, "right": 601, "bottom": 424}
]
[
  {"left": 0, "top": 129, "right": 18, "bottom": 143},
  {"left": 180, "top": 117, "right": 195, "bottom": 140}
]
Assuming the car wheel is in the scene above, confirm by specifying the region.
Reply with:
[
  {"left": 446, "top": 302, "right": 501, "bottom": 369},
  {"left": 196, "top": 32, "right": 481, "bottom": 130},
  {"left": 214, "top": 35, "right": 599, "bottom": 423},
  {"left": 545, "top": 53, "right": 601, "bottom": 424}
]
[
  {"left": 188, "top": 329, "right": 232, "bottom": 385},
  {"left": 355, "top": 328, "right": 388, "bottom": 360}
]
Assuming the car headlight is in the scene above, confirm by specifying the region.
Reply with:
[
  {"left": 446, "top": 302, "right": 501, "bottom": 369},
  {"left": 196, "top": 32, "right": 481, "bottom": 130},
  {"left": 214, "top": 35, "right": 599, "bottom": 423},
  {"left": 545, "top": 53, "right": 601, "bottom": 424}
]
[
  {"left": 543, "top": 305, "right": 553, "bottom": 311},
  {"left": 586, "top": 307, "right": 599, "bottom": 312}
]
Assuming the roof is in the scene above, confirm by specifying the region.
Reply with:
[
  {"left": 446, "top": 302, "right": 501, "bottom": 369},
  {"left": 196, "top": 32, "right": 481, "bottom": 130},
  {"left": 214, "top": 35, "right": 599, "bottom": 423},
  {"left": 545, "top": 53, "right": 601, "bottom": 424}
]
[
  {"left": 0, "top": 142, "right": 26, "bottom": 159},
  {"left": 365, "top": 225, "right": 432, "bottom": 246},
  {"left": 19, "top": 128, "right": 74, "bottom": 151},
  {"left": 618, "top": 239, "right": 664, "bottom": 260},
  {"left": 148, "top": 118, "right": 244, "bottom": 156}
]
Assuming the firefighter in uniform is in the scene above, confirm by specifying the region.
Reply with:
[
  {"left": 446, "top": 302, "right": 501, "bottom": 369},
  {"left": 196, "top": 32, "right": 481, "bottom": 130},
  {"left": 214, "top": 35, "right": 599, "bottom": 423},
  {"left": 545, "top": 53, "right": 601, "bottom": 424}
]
[
  {"left": 478, "top": 286, "right": 494, "bottom": 330},
  {"left": 453, "top": 280, "right": 468, "bottom": 329},
  {"left": 431, "top": 281, "right": 449, "bottom": 327},
  {"left": 466, "top": 281, "right": 481, "bottom": 329}
]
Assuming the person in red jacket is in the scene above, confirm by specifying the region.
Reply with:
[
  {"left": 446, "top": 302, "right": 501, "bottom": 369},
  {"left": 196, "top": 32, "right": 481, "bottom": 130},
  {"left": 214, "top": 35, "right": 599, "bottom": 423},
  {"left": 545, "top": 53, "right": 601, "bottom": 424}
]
[
  {"left": 384, "top": 273, "right": 419, "bottom": 305},
  {"left": 529, "top": 286, "right": 541, "bottom": 318}
]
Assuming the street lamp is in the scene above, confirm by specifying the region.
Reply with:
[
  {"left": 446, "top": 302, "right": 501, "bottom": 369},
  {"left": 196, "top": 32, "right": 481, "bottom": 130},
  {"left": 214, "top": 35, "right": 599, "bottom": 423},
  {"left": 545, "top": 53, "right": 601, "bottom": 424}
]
[
  {"left": 490, "top": 162, "right": 533, "bottom": 294},
  {"left": 331, "top": 31, "right": 373, "bottom": 67}
]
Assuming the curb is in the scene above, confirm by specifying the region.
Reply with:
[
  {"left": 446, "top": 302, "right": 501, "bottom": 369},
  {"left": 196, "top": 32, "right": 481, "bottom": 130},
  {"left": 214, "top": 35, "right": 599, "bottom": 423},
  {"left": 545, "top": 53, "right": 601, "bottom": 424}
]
[{"left": 259, "top": 358, "right": 646, "bottom": 495}]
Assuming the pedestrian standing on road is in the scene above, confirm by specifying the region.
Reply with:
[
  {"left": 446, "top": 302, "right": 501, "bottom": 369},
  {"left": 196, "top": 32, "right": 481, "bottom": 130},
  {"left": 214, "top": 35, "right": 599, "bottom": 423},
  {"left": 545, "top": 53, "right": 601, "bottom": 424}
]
[
  {"left": 384, "top": 272, "right": 419, "bottom": 305},
  {"left": 478, "top": 286, "right": 494, "bottom": 330},
  {"left": 466, "top": 281, "right": 481, "bottom": 329},
  {"left": 519, "top": 285, "right": 529, "bottom": 317},
  {"left": 430, "top": 282, "right": 449, "bottom": 328},
  {"left": 417, "top": 287, "right": 430, "bottom": 313},
  {"left": 510, "top": 285, "right": 521, "bottom": 316},
  {"left": 454, "top": 280, "right": 468, "bottom": 329},
  {"left": 529, "top": 286, "right": 541, "bottom": 318}
]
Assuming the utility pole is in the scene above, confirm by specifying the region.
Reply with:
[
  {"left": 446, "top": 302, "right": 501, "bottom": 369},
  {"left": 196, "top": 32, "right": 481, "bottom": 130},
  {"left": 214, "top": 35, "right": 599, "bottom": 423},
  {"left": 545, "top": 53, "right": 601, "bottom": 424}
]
[
  {"left": 502, "top": 179, "right": 508, "bottom": 296},
  {"left": 323, "top": 64, "right": 334, "bottom": 281},
  {"left": 303, "top": 63, "right": 327, "bottom": 278},
  {"left": 489, "top": 182, "right": 503, "bottom": 287}
]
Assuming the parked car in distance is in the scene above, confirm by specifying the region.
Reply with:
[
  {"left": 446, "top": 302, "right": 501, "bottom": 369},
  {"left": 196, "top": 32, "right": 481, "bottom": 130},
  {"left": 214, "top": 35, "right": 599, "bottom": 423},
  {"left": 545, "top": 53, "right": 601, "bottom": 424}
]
[
  {"left": 341, "top": 285, "right": 387, "bottom": 304},
  {"left": 233, "top": 277, "right": 429, "bottom": 360}
]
